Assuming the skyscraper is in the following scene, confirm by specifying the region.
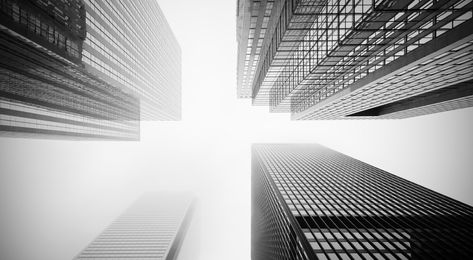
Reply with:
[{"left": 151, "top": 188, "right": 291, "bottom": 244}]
[
  {"left": 237, "top": 0, "right": 473, "bottom": 119},
  {"left": 75, "top": 193, "right": 195, "bottom": 260},
  {"left": 0, "top": 0, "right": 181, "bottom": 140},
  {"left": 236, "top": 0, "right": 275, "bottom": 98},
  {"left": 0, "top": 0, "right": 140, "bottom": 140},
  {"left": 252, "top": 143, "right": 473, "bottom": 259},
  {"left": 82, "top": 0, "right": 181, "bottom": 121}
]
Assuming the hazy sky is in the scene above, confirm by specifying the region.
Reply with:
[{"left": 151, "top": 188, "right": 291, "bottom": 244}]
[{"left": 1, "top": 1, "right": 473, "bottom": 260}]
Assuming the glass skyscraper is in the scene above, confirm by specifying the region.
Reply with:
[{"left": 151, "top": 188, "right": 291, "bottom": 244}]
[
  {"left": 0, "top": 0, "right": 181, "bottom": 140},
  {"left": 0, "top": 0, "right": 140, "bottom": 140},
  {"left": 75, "top": 193, "right": 195, "bottom": 260},
  {"left": 252, "top": 143, "right": 473, "bottom": 259},
  {"left": 82, "top": 0, "right": 181, "bottom": 121},
  {"left": 237, "top": 0, "right": 473, "bottom": 119},
  {"left": 236, "top": 0, "right": 275, "bottom": 98}
]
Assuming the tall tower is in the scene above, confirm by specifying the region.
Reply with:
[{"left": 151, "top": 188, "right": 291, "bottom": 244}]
[
  {"left": 236, "top": 0, "right": 276, "bottom": 98},
  {"left": 237, "top": 0, "right": 473, "bottom": 119},
  {"left": 82, "top": 0, "right": 181, "bottom": 120},
  {"left": 0, "top": 0, "right": 140, "bottom": 140},
  {"left": 0, "top": 0, "right": 181, "bottom": 140},
  {"left": 252, "top": 144, "right": 473, "bottom": 259},
  {"left": 75, "top": 193, "right": 195, "bottom": 260}
]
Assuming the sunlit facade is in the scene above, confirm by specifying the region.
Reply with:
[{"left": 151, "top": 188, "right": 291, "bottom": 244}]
[
  {"left": 252, "top": 144, "right": 473, "bottom": 259},
  {"left": 75, "top": 193, "right": 195, "bottom": 260},
  {"left": 237, "top": 0, "right": 473, "bottom": 119}
]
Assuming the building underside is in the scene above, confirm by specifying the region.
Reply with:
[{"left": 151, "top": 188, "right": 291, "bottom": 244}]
[{"left": 237, "top": 0, "right": 473, "bottom": 119}]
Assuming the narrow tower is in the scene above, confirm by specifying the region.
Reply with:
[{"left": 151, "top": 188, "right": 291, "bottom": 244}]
[{"left": 75, "top": 193, "right": 195, "bottom": 260}]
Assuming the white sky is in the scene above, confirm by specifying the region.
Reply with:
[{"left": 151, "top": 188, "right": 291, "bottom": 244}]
[{"left": 1, "top": 1, "right": 473, "bottom": 260}]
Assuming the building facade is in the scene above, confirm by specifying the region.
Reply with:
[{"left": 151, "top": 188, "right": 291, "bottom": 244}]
[
  {"left": 237, "top": 0, "right": 473, "bottom": 119},
  {"left": 252, "top": 144, "right": 473, "bottom": 259},
  {"left": 236, "top": 0, "right": 275, "bottom": 98},
  {"left": 82, "top": 0, "right": 181, "bottom": 120},
  {"left": 0, "top": 0, "right": 140, "bottom": 140},
  {"left": 0, "top": 0, "right": 181, "bottom": 140},
  {"left": 75, "top": 193, "right": 195, "bottom": 260}
]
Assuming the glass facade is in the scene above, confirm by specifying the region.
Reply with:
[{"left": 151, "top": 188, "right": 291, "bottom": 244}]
[
  {"left": 237, "top": 0, "right": 473, "bottom": 119},
  {"left": 237, "top": 0, "right": 275, "bottom": 98},
  {"left": 252, "top": 144, "right": 473, "bottom": 259},
  {"left": 1, "top": 0, "right": 181, "bottom": 139},
  {"left": 82, "top": 0, "right": 181, "bottom": 120},
  {"left": 75, "top": 193, "right": 195, "bottom": 260},
  {"left": 0, "top": 0, "right": 139, "bottom": 140}
]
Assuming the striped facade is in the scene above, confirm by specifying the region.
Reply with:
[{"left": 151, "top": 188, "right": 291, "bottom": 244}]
[
  {"left": 75, "top": 193, "right": 194, "bottom": 260},
  {"left": 82, "top": 0, "right": 181, "bottom": 120},
  {"left": 0, "top": 0, "right": 140, "bottom": 140},
  {"left": 0, "top": 0, "right": 181, "bottom": 140}
]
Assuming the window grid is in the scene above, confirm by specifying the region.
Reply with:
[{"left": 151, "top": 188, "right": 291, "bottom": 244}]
[
  {"left": 237, "top": 0, "right": 473, "bottom": 119},
  {"left": 252, "top": 144, "right": 473, "bottom": 259}
]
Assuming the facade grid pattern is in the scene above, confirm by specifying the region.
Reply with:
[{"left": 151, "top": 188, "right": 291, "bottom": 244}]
[
  {"left": 252, "top": 144, "right": 473, "bottom": 259},
  {"left": 237, "top": 0, "right": 275, "bottom": 98},
  {"left": 0, "top": 0, "right": 140, "bottom": 140},
  {"left": 237, "top": 0, "right": 473, "bottom": 119},
  {"left": 75, "top": 193, "right": 194, "bottom": 260},
  {"left": 83, "top": 0, "right": 181, "bottom": 120},
  {"left": 1, "top": 0, "right": 182, "bottom": 139}
]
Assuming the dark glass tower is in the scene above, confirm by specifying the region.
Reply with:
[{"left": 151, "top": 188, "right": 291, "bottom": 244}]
[
  {"left": 237, "top": 0, "right": 473, "bottom": 119},
  {"left": 252, "top": 144, "right": 473, "bottom": 259},
  {"left": 75, "top": 193, "right": 195, "bottom": 260}
]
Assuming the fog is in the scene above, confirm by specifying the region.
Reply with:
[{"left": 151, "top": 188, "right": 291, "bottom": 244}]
[{"left": 1, "top": 0, "right": 473, "bottom": 259}]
